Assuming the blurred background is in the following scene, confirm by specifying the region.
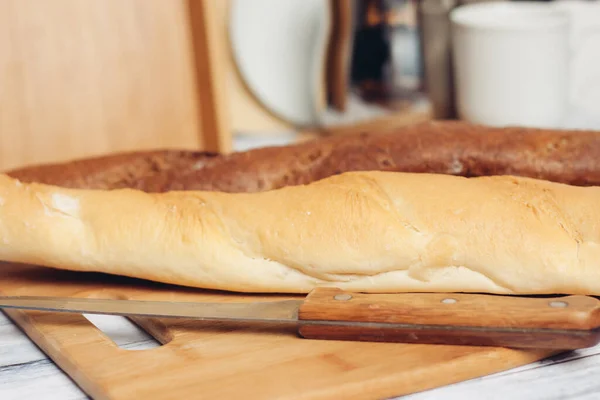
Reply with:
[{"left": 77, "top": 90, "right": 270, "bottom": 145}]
[{"left": 0, "top": 0, "right": 598, "bottom": 171}]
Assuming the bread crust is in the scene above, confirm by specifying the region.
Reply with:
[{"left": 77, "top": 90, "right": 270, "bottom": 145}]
[
  {"left": 0, "top": 170, "right": 598, "bottom": 295},
  {"left": 7, "top": 121, "right": 600, "bottom": 192},
  {"left": 7, "top": 150, "right": 220, "bottom": 190}
]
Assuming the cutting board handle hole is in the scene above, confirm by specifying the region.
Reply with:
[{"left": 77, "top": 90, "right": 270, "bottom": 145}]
[{"left": 84, "top": 314, "right": 163, "bottom": 351}]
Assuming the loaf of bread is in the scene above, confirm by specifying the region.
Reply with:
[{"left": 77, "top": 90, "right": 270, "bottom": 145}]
[
  {"left": 7, "top": 121, "right": 600, "bottom": 192},
  {"left": 0, "top": 170, "right": 598, "bottom": 295}
]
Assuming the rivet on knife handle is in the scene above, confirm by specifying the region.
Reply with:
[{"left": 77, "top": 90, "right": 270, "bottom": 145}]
[{"left": 296, "top": 288, "right": 600, "bottom": 349}]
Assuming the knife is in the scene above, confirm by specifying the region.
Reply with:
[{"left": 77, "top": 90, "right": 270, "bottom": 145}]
[{"left": 1, "top": 287, "right": 599, "bottom": 350}]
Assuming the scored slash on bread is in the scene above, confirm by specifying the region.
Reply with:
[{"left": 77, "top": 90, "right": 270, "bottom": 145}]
[{"left": 0, "top": 169, "right": 597, "bottom": 294}]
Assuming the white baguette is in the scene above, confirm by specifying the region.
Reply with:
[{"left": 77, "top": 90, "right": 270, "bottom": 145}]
[{"left": 0, "top": 171, "right": 598, "bottom": 295}]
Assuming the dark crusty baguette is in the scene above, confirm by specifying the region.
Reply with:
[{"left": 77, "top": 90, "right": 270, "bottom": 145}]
[
  {"left": 7, "top": 120, "right": 600, "bottom": 191},
  {"left": 7, "top": 149, "right": 220, "bottom": 190}
]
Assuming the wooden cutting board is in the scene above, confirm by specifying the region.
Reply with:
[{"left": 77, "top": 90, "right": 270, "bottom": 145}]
[{"left": 0, "top": 263, "right": 558, "bottom": 400}]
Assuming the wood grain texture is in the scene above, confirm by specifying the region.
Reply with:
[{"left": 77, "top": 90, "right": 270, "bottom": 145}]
[
  {"left": 0, "top": 264, "right": 557, "bottom": 400},
  {"left": 187, "top": 0, "right": 232, "bottom": 153},
  {"left": 298, "top": 288, "right": 600, "bottom": 330},
  {"left": 298, "top": 322, "right": 600, "bottom": 350},
  {"left": 3, "top": 310, "right": 600, "bottom": 400},
  {"left": 0, "top": 0, "right": 202, "bottom": 171},
  {"left": 296, "top": 288, "right": 600, "bottom": 350}
]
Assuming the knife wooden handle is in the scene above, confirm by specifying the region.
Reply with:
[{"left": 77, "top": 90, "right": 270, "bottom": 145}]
[{"left": 296, "top": 288, "right": 600, "bottom": 349}]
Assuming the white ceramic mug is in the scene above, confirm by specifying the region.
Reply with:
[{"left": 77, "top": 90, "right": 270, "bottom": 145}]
[{"left": 450, "top": 1, "right": 574, "bottom": 128}]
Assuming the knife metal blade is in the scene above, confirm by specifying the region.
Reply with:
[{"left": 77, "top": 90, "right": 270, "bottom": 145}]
[{"left": 0, "top": 295, "right": 303, "bottom": 324}]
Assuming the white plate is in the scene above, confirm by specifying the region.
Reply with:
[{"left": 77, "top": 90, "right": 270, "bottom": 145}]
[{"left": 229, "top": 0, "right": 330, "bottom": 127}]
